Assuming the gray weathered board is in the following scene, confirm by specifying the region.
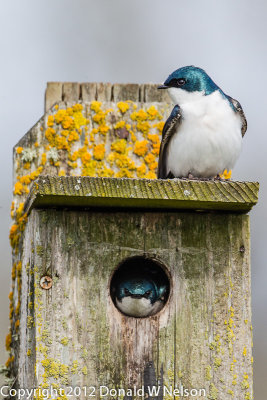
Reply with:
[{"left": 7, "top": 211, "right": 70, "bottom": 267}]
[{"left": 17, "top": 177, "right": 256, "bottom": 400}]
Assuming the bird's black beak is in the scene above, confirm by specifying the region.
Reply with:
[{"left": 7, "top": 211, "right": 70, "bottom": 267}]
[{"left": 157, "top": 84, "right": 168, "bottom": 89}]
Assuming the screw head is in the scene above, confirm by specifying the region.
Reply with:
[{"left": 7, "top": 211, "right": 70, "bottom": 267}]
[{"left": 40, "top": 276, "right": 53, "bottom": 290}]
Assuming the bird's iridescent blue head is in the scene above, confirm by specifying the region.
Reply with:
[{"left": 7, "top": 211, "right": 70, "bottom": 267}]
[
  {"left": 158, "top": 66, "right": 219, "bottom": 96},
  {"left": 116, "top": 277, "right": 166, "bottom": 305}
]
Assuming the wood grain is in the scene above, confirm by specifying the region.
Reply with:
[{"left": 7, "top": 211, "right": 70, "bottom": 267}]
[{"left": 18, "top": 208, "right": 253, "bottom": 400}]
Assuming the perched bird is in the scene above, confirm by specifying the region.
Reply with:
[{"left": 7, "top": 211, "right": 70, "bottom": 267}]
[
  {"left": 114, "top": 275, "right": 167, "bottom": 317},
  {"left": 157, "top": 66, "right": 247, "bottom": 179}
]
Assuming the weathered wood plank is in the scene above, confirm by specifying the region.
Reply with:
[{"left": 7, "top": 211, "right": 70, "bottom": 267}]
[
  {"left": 144, "top": 83, "right": 170, "bottom": 102},
  {"left": 25, "top": 176, "right": 259, "bottom": 214},
  {"left": 113, "top": 83, "right": 140, "bottom": 101},
  {"left": 96, "top": 82, "right": 112, "bottom": 101},
  {"left": 80, "top": 82, "right": 97, "bottom": 101},
  {"left": 17, "top": 208, "right": 253, "bottom": 400},
  {"left": 62, "top": 82, "right": 80, "bottom": 103},
  {"left": 45, "top": 82, "right": 63, "bottom": 111}
]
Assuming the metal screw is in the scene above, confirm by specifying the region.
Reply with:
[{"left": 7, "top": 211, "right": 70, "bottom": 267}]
[{"left": 40, "top": 276, "right": 53, "bottom": 290}]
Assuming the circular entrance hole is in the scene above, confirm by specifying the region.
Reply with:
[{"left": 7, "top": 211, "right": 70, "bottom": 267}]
[{"left": 110, "top": 256, "right": 170, "bottom": 318}]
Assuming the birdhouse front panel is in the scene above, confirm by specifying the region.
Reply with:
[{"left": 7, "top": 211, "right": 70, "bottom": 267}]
[{"left": 17, "top": 195, "right": 253, "bottom": 400}]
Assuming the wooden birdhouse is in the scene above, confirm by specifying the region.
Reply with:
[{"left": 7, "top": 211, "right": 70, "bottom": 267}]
[{"left": 7, "top": 83, "right": 258, "bottom": 400}]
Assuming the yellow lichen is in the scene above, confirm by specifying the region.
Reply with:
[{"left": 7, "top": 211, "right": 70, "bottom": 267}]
[
  {"left": 60, "top": 337, "right": 69, "bottom": 346},
  {"left": 16, "top": 146, "right": 23, "bottom": 154},
  {"left": 90, "top": 101, "right": 102, "bottom": 113},
  {"left": 5, "top": 355, "right": 14, "bottom": 368},
  {"left": 117, "top": 102, "right": 130, "bottom": 114},
  {"left": 93, "top": 144, "right": 105, "bottom": 161},
  {"left": 133, "top": 140, "right": 149, "bottom": 156},
  {"left": 8, "top": 100, "right": 174, "bottom": 375},
  {"left": 5, "top": 332, "right": 12, "bottom": 351},
  {"left": 111, "top": 139, "right": 127, "bottom": 154}
]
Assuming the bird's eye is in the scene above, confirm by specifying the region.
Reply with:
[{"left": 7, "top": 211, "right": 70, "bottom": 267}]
[
  {"left": 145, "top": 290, "right": 151, "bottom": 297},
  {"left": 177, "top": 78, "right": 186, "bottom": 86},
  {"left": 124, "top": 288, "right": 130, "bottom": 295},
  {"left": 168, "top": 78, "right": 186, "bottom": 88}
]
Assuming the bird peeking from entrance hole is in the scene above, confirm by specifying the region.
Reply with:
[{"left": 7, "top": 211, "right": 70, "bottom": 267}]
[
  {"left": 157, "top": 66, "right": 247, "bottom": 180},
  {"left": 114, "top": 275, "right": 167, "bottom": 317}
]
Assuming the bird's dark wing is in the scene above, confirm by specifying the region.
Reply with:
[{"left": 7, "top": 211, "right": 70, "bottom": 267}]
[
  {"left": 227, "top": 96, "right": 247, "bottom": 137},
  {"left": 157, "top": 105, "right": 182, "bottom": 179}
]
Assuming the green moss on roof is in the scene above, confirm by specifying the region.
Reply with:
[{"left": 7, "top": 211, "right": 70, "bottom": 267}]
[{"left": 24, "top": 176, "right": 259, "bottom": 214}]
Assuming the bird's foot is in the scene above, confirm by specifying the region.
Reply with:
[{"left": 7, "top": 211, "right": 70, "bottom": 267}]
[
  {"left": 214, "top": 174, "right": 229, "bottom": 182},
  {"left": 186, "top": 173, "right": 212, "bottom": 181}
]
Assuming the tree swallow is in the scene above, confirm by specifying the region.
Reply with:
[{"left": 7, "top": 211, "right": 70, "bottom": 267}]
[
  {"left": 114, "top": 275, "right": 167, "bottom": 317},
  {"left": 157, "top": 66, "right": 247, "bottom": 179}
]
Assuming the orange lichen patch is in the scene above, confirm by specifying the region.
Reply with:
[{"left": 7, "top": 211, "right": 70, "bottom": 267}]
[
  {"left": 148, "top": 133, "right": 160, "bottom": 143},
  {"left": 81, "top": 160, "right": 97, "bottom": 177},
  {"left": 115, "top": 168, "right": 134, "bottom": 178},
  {"left": 136, "top": 121, "right": 150, "bottom": 135},
  {"left": 67, "top": 161, "right": 77, "bottom": 169},
  {"left": 133, "top": 140, "right": 149, "bottom": 156},
  {"left": 89, "top": 128, "right": 98, "bottom": 142},
  {"left": 114, "top": 121, "right": 126, "bottom": 130},
  {"left": 9, "top": 214, "right": 27, "bottom": 250},
  {"left": 93, "top": 144, "right": 105, "bottom": 161},
  {"left": 111, "top": 139, "right": 127, "bottom": 154},
  {"left": 69, "top": 151, "right": 79, "bottom": 161},
  {"left": 41, "top": 153, "right": 47, "bottom": 165},
  {"left": 20, "top": 175, "right": 31, "bottom": 185},
  {"left": 136, "top": 163, "right": 147, "bottom": 178},
  {"left": 16, "top": 203, "right": 25, "bottom": 218},
  {"left": 149, "top": 161, "right": 158, "bottom": 171},
  {"left": 145, "top": 171, "right": 157, "bottom": 179},
  {"left": 67, "top": 130, "right": 80, "bottom": 142},
  {"left": 62, "top": 115, "right": 74, "bottom": 130},
  {"left": 117, "top": 102, "right": 130, "bottom": 114},
  {"left": 98, "top": 124, "right": 109, "bottom": 135},
  {"left": 23, "top": 162, "right": 31, "bottom": 170},
  {"left": 147, "top": 105, "right": 162, "bottom": 120},
  {"left": 8, "top": 101, "right": 175, "bottom": 375},
  {"left": 55, "top": 136, "right": 69, "bottom": 150},
  {"left": 14, "top": 181, "right": 29, "bottom": 196},
  {"left": 81, "top": 152, "right": 92, "bottom": 165},
  {"left": 144, "top": 153, "right": 156, "bottom": 165},
  {"left": 5, "top": 332, "right": 12, "bottom": 351},
  {"left": 11, "top": 263, "right": 16, "bottom": 280},
  {"left": 131, "top": 109, "right": 148, "bottom": 122},
  {"left": 92, "top": 111, "right": 106, "bottom": 124},
  {"left": 54, "top": 109, "right": 67, "bottom": 124},
  {"left": 45, "top": 128, "right": 56, "bottom": 144},
  {"left": 154, "top": 121, "right": 165, "bottom": 133},
  {"left": 72, "top": 103, "right": 83, "bottom": 112},
  {"left": 90, "top": 101, "right": 102, "bottom": 113},
  {"left": 15, "top": 300, "right": 21, "bottom": 315},
  {"left": 15, "top": 320, "right": 20, "bottom": 331},
  {"left": 151, "top": 142, "right": 160, "bottom": 155},
  {"left": 47, "top": 115, "right": 54, "bottom": 127},
  {"left": 5, "top": 355, "right": 14, "bottom": 368},
  {"left": 16, "top": 147, "right": 23, "bottom": 154}
]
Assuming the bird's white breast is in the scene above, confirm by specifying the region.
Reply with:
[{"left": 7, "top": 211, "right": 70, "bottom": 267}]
[
  {"left": 116, "top": 297, "right": 163, "bottom": 317},
  {"left": 166, "top": 89, "right": 243, "bottom": 178}
]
